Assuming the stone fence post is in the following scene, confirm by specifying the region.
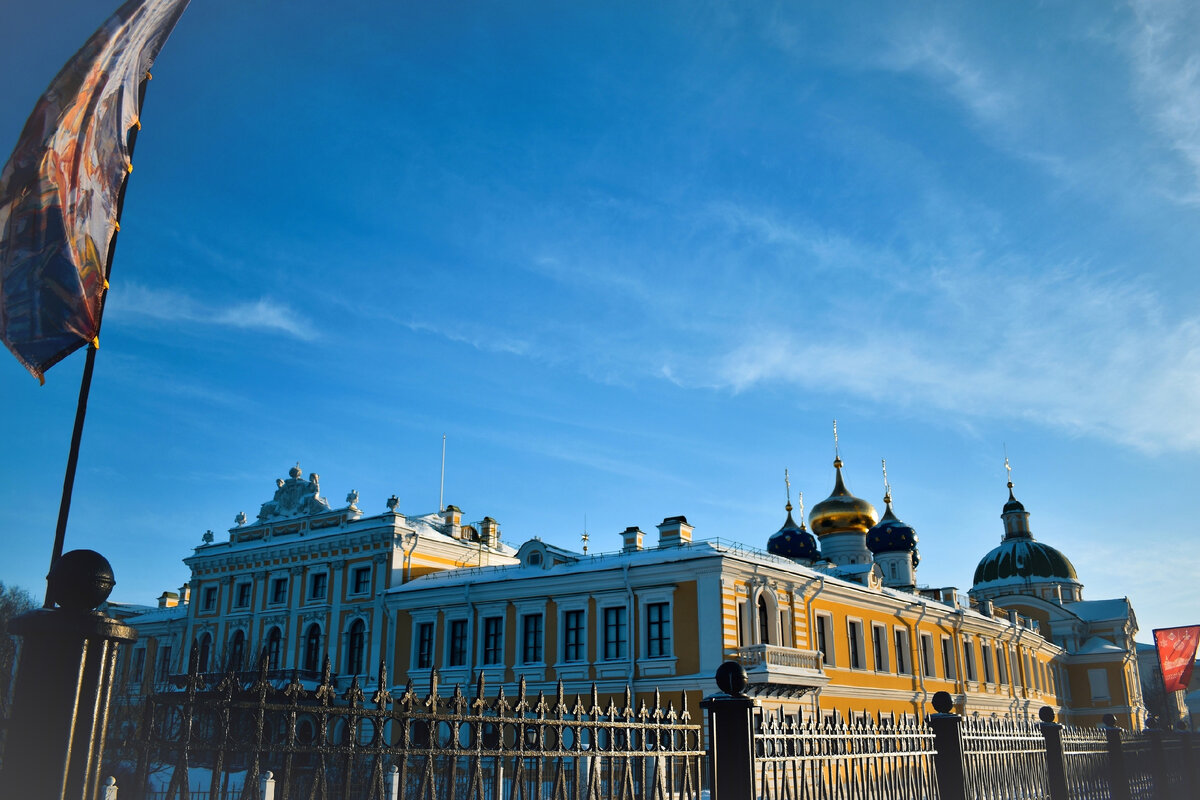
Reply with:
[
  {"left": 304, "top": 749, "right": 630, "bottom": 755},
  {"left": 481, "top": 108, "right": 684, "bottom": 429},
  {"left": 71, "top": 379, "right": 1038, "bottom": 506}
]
[
  {"left": 1102, "top": 714, "right": 1131, "bottom": 800},
  {"left": 259, "top": 770, "right": 275, "bottom": 800},
  {"left": 102, "top": 776, "right": 118, "bottom": 800},
  {"left": 700, "top": 661, "right": 758, "bottom": 800},
  {"left": 927, "top": 691, "right": 967, "bottom": 800},
  {"left": 0, "top": 551, "right": 137, "bottom": 800},
  {"left": 1037, "top": 706, "right": 1068, "bottom": 800}
]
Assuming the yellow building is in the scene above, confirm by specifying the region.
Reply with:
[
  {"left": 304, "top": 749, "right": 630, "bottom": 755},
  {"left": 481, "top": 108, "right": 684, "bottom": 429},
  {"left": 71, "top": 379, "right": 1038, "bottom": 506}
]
[{"left": 386, "top": 456, "right": 1140, "bottom": 726}]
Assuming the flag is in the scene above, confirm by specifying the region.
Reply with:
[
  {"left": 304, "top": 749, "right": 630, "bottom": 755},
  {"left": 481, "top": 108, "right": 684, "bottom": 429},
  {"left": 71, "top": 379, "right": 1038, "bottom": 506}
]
[
  {"left": 0, "top": 0, "right": 190, "bottom": 382},
  {"left": 1153, "top": 625, "right": 1200, "bottom": 693}
]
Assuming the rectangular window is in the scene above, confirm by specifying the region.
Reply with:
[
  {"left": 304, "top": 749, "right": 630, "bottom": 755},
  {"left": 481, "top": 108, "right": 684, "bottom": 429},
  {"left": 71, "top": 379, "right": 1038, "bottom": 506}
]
[
  {"left": 848, "top": 620, "right": 865, "bottom": 670},
  {"left": 482, "top": 617, "right": 503, "bottom": 665},
  {"left": 603, "top": 607, "right": 628, "bottom": 661},
  {"left": 872, "top": 624, "right": 889, "bottom": 672},
  {"left": 522, "top": 614, "right": 544, "bottom": 664},
  {"left": 309, "top": 572, "right": 328, "bottom": 600},
  {"left": 998, "top": 648, "right": 1009, "bottom": 685},
  {"left": 352, "top": 566, "right": 371, "bottom": 595},
  {"left": 962, "top": 638, "right": 976, "bottom": 682},
  {"left": 448, "top": 620, "right": 467, "bottom": 667},
  {"left": 736, "top": 601, "right": 746, "bottom": 648},
  {"left": 563, "top": 610, "right": 585, "bottom": 662},
  {"left": 1088, "top": 668, "right": 1110, "bottom": 702},
  {"left": 942, "top": 637, "right": 957, "bottom": 680},
  {"left": 130, "top": 648, "right": 146, "bottom": 682},
  {"left": 234, "top": 583, "right": 252, "bottom": 609},
  {"left": 894, "top": 629, "right": 910, "bottom": 674},
  {"left": 982, "top": 642, "right": 995, "bottom": 683},
  {"left": 270, "top": 578, "right": 288, "bottom": 605},
  {"left": 157, "top": 646, "right": 172, "bottom": 682},
  {"left": 816, "top": 614, "right": 834, "bottom": 666},
  {"left": 202, "top": 586, "right": 217, "bottom": 611},
  {"left": 646, "top": 602, "right": 671, "bottom": 658},
  {"left": 921, "top": 633, "right": 936, "bottom": 678},
  {"left": 415, "top": 622, "right": 434, "bottom": 669}
]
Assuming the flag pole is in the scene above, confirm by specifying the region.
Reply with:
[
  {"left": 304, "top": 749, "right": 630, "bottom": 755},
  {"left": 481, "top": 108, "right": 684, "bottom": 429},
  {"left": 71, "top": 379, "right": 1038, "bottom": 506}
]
[{"left": 44, "top": 74, "right": 150, "bottom": 607}]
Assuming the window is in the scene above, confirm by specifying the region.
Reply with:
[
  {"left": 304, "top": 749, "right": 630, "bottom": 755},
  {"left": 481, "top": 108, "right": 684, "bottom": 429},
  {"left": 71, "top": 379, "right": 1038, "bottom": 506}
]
[
  {"left": 563, "top": 610, "right": 585, "bottom": 662},
  {"left": 962, "top": 638, "right": 976, "bottom": 682},
  {"left": 270, "top": 577, "right": 288, "bottom": 604},
  {"left": 736, "top": 601, "right": 746, "bottom": 647},
  {"left": 894, "top": 629, "right": 910, "bottom": 674},
  {"left": 309, "top": 572, "right": 328, "bottom": 600},
  {"left": 266, "top": 627, "right": 282, "bottom": 669},
  {"left": 997, "top": 647, "right": 1008, "bottom": 685},
  {"left": 196, "top": 633, "right": 212, "bottom": 673},
  {"left": 522, "top": 614, "right": 544, "bottom": 664},
  {"left": 941, "top": 637, "right": 957, "bottom": 680},
  {"left": 1088, "top": 668, "right": 1109, "bottom": 702},
  {"left": 921, "top": 633, "right": 936, "bottom": 678},
  {"left": 757, "top": 595, "right": 770, "bottom": 645},
  {"left": 234, "top": 582, "right": 252, "bottom": 609},
  {"left": 352, "top": 566, "right": 371, "bottom": 595},
  {"left": 603, "top": 607, "right": 627, "bottom": 660},
  {"left": 347, "top": 620, "right": 366, "bottom": 675},
  {"left": 982, "top": 642, "right": 994, "bottom": 683},
  {"left": 448, "top": 619, "right": 467, "bottom": 667},
  {"left": 816, "top": 614, "right": 834, "bottom": 666},
  {"left": 646, "top": 602, "right": 671, "bottom": 658},
  {"left": 304, "top": 624, "right": 322, "bottom": 672},
  {"left": 872, "top": 624, "right": 889, "bottom": 672},
  {"left": 529, "top": 552, "right": 543, "bottom": 566},
  {"left": 157, "top": 646, "right": 172, "bottom": 682},
  {"left": 848, "top": 620, "right": 865, "bottom": 670},
  {"left": 130, "top": 648, "right": 146, "bottom": 682},
  {"left": 415, "top": 622, "right": 434, "bottom": 669},
  {"left": 202, "top": 586, "right": 218, "bottom": 611},
  {"left": 482, "top": 617, "right": 503, "bottom": 665},
  {"left": 228, "top": 630, "right": 245, "bottom": 671}
]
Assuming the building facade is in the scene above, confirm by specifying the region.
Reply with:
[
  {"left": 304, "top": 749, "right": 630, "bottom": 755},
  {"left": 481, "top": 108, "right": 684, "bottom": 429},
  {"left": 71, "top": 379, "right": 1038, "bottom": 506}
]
[{"left": 116, "top": 457, "right": 1145, "bottom": 729}]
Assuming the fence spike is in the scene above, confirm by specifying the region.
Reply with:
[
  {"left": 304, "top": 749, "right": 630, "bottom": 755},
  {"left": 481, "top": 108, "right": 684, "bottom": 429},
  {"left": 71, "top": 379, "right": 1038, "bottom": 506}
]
[
  {"left": 590, "top": 683, "right": 602, "bottom": 717},
  {"left": 344, "top": 674, "right": 365, "bottom": 706}
]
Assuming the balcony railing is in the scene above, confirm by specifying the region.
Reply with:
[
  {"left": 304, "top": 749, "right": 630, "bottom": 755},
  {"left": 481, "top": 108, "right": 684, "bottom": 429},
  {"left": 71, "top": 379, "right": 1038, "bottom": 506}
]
[{"left": 730, "top": 644, "right": 829, "bottom": 696}]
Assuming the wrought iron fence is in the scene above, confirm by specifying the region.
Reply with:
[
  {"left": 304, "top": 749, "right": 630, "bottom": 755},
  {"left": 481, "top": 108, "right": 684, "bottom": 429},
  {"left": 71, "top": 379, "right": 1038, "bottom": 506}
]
[
  {"left": 752, "top": 709, "right": 939, "bottom": 800},
  {"left": 125, "top": 653, "right": 706, "bottom": 800},
  {"left": 959, "top": 715, "right": 1049, "bottom": 800},
  {"left": 1059, "top": 724, "right": 1109, "bottom": 799}
]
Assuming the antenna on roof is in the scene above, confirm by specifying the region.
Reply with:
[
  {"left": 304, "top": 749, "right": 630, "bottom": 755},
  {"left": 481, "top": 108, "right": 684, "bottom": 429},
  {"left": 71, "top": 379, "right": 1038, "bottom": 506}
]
[
  {"left": 581, "top": 514, "right": 589, "bottom": 554},
  {"left": 439, "top": 434, "right": 446, "bottom": 512}
]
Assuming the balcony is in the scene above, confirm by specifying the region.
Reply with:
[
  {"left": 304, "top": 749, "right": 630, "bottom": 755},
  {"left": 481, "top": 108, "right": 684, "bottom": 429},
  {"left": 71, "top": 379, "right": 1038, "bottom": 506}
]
[{"left": 730, "top": 644, "right": 829, "bottom": 698}]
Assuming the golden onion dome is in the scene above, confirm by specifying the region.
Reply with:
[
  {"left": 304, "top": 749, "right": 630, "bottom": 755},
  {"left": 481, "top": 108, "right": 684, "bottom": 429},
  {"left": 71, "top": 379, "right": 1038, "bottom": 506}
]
[{"left": 809, "top": 458, "right": 878, "bottom": 536}]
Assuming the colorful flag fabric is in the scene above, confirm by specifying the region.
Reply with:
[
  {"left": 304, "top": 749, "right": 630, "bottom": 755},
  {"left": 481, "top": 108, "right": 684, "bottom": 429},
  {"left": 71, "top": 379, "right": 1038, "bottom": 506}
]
[
  {"left": 1154, "top": 625, "right": 1200, "bottom": 693},
  {"left": 0, "top": 0, "right": 190, "bottom": 382}
]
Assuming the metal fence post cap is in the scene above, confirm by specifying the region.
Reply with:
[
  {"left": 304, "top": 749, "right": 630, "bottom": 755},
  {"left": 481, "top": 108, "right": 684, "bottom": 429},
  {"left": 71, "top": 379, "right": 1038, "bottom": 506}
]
[
  {"left": 931, "top": 691, "right": 955, "bottom": 715},
  {"left": 47, "top": 549, "right": 115, "bottom": 611},
  {"left": 1038, "top": 706, "right": 1057, "bottom": 724},
  {"left": 715, "top": 660, "right": 749, "bottom": 697}
]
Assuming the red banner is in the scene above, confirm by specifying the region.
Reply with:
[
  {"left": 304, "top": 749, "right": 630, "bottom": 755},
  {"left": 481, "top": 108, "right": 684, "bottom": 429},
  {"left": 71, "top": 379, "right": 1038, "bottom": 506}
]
[
  {"left": 0, "top": 0, "right": 189, "bottom": 381},
  {"left": 1154, "top": 626, "right": 1200, "bottom": 693}
]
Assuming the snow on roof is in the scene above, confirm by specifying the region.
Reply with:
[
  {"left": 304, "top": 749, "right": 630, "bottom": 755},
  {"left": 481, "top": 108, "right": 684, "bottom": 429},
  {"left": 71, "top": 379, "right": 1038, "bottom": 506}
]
[
  {"left": 1065, "top": 598, "right": 1131, "bottom": 622},
  {"left": 125, "top": 604, "right": 189, "bottom": 625},
  {"left": 1077, "top": 636, "right": 1124, "bottom": 655}
]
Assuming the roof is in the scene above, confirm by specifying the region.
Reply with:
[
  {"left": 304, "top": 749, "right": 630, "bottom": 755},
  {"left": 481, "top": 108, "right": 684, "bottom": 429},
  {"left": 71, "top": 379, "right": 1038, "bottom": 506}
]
[
  {"left": 125, "top": 605, "right": 189, "bottom": 626},
  {"left": 1077, "top": 636, "right": 1124, "bottom": 655},
  {"left": 1066, "top": 598, "right": 1131, "bottom": 622}
]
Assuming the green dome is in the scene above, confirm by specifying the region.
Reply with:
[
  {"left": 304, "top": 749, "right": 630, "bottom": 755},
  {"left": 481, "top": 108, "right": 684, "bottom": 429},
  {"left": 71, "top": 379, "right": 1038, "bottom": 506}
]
[{"left": 972, "top": 539, "right": 1078, "bottom": 586}]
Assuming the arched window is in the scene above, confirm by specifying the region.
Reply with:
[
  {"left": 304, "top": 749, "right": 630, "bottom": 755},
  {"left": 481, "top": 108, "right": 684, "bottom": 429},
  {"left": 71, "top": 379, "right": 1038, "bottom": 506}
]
[
  {"left": 757, "top": 595, "right": 770, "bottom": 645},
  {"left": 197, "top": 633, "right": 212, "bottom": 673},
  {"left": 304, "top": 624, "right": 322, "bottom": 673},
  {"left": 228, "top": 630, "right": 245, "bottom": 671},
  {"left": 347, "top": 619, "right": 366, "bottom": 676},
  {"left": 266, "top": 627, "right": 282, "bottom": 670}
]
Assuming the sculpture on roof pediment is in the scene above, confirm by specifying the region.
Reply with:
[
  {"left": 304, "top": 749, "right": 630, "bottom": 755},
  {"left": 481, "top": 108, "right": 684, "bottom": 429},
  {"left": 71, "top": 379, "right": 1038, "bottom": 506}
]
[{"left": 257, "top": 465, "right": 332, "bottom": 521}]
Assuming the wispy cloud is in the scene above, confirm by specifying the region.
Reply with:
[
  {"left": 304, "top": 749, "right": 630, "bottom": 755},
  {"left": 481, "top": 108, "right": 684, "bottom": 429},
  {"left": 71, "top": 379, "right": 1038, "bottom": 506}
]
[
  {"left": 403, "top": 319, "right": 531, "bottom": 356},
  {"left": 1126, "top": 0, "right": 1200, "bottom": 202},
  {"left": 107, "top": 283, "right": 316, "bottom": 341}
]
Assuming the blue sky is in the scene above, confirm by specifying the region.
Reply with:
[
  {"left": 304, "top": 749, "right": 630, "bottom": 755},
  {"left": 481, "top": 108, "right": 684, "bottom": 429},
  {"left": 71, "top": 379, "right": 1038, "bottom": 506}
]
[{"left": 1, "top": 0, "right": 1196, "bottom": 639}]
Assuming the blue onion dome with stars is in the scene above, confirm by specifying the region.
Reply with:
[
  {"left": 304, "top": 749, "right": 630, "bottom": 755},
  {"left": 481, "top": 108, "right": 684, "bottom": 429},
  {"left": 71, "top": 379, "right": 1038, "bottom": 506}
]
[
  {"left": 866, "top": 492, "right": 918, "bottom": 558},
  {"left": 768, "top": 499, "right": 820, "bottom": 562}
]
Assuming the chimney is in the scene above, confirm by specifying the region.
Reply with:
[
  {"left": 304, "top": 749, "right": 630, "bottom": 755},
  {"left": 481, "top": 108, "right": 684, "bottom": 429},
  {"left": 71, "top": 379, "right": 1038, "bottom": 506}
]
[
  {"left": 621, "top": 526, "right": 645, "bottom": 552},
  {"left": 157, "top": 591, "right": 179, "bottom": 609},
  {"left": 178, "top": 583, "right": 191, "bottom": 605},
  {"left": 480, "top": 516, "right": 499, "bottom": 547},
  {"left": 443, "top": 504, "right": 462, "bottom": 539},
  {"left": 656, "top": 516, "right": 693, "bottom": 548}
]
